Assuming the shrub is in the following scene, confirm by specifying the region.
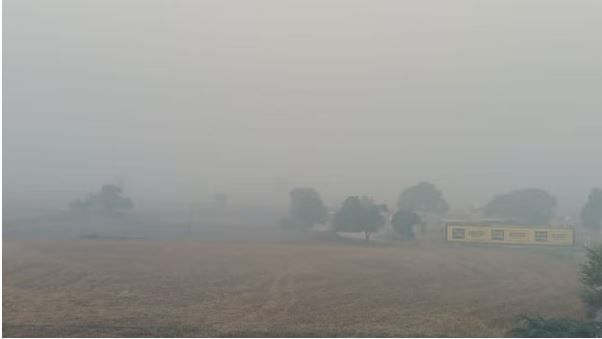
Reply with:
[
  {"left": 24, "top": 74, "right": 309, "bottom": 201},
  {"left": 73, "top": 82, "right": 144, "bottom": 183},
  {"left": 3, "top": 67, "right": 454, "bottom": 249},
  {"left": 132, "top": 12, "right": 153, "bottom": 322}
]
[{"left": 507, "top": 316, "right": 602, "bottom": 337}]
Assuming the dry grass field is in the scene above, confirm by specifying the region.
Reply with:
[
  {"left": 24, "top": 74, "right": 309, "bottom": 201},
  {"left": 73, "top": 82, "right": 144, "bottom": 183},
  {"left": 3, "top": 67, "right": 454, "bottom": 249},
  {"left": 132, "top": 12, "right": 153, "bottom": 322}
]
[{"left": 3, "top": 233, "right": 585, "bottom": 337}]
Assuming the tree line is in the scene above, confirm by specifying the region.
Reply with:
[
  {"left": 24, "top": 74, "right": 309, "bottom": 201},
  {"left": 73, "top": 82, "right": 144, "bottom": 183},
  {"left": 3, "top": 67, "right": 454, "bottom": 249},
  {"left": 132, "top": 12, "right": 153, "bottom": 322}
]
[
  {"left": 69, "top": 182, "right": 602, "bottom": 237},
  {"left": 281, "top": 182, "right": 602, "bottom": 242}
]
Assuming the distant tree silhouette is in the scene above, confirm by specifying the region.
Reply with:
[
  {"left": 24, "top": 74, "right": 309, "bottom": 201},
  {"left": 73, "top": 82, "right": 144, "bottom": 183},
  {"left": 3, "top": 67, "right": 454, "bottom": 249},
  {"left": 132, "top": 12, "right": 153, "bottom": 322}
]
[
  {"left": 391, "top": 209, "right": 422, "bottom": 240},
  {"left": 70, "top": 184, "right": 134, "bottom": 215},
  {"left": 283, "top": 188, "right": 328, "bottom": 230},
  {"left": 485, "top": 188, "right": 556, "bottom": 225},
  {"left": 398, "top": 182, "right": 448, "bottom": 215},
  {"left": 332, "top": 196, "right": 387, "bottom": 242},
  {"left": 582, "top": 188, "right": 602, "bottom": 232}
]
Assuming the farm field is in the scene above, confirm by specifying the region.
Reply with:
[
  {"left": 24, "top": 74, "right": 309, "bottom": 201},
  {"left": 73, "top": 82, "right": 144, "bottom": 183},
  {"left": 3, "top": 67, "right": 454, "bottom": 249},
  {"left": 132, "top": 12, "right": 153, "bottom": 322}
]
[{"left": 2, "top": 234, "right": 585, "bottom": 337}]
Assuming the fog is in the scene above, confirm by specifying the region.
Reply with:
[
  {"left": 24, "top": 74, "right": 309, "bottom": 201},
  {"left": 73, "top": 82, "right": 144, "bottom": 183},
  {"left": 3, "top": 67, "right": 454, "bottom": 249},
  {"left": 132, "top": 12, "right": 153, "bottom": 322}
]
[{"left": 4, "top": 0, "right": 602, "bottom": 214}]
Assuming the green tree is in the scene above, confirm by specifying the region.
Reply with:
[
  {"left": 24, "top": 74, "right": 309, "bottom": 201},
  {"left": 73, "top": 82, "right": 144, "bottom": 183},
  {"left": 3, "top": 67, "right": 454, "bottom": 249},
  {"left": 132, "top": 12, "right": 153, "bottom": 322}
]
[
  {"left": 582, "top": 245, "right": 602, "bottom": 320},
  {"left": 332, "top": 196, "right": 387, "bottom": 242},
  {"left": 398, "top": 182, "right": 448, "bottom": 215},
  {"left": 485, "top": 188, "right": 556, "bottom": 225},
  {"left": 391, "top": 209, "right": 422, "bottom": 240},
  {"left": 581, "top": 188, "right": 602, "bottom": 232},
  {"left": 285, "top": 188, "right": 328, "bottom": 230}
]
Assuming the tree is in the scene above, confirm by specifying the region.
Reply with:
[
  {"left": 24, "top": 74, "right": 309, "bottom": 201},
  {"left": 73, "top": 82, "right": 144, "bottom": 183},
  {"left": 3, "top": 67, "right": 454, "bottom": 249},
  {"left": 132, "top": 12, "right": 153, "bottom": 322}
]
[
  {"left": 485, "top": 188, "right": 556, "bottom": 225},
  {"left": 582, "top": 245, "right": 602, "bottom": 320},
  {"left": 332, "top": 196, "right": 387, "bottom": 242},
  {"left": 391, "top": 209, "right": 422, "bottom": 240},
  {"left": 70, "top": 184, "right": 134, "bottom": 215},
  {"left": 582, "top": 188, "right": 602, "bottom": 232},
  {"left": 284, "top": 188, "right": 328, "bottom": 230},
  {"left": 397, "top": 182, "right": 448, "bottom": 215}
]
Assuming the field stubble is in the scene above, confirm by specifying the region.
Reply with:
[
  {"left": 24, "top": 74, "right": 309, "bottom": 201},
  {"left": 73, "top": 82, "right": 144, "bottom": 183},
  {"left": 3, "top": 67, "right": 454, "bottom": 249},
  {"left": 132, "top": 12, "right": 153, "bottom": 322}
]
[{"left": 2, "top": 234, "right": 584, "bottom": 337}]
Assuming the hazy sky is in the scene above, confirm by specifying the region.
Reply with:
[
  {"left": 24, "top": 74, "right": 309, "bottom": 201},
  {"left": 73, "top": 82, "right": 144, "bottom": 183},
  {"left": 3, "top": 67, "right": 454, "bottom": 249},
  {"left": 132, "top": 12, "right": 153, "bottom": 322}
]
[{"left": 4, "top": 0, "right": 601, "bottom": 212}]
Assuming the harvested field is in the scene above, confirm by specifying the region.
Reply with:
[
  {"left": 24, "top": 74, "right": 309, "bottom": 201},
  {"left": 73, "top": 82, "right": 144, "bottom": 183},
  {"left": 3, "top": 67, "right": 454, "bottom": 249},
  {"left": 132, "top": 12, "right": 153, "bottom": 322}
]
[{"left": 3, "top": 237, "right": 585, "bottom": 337}]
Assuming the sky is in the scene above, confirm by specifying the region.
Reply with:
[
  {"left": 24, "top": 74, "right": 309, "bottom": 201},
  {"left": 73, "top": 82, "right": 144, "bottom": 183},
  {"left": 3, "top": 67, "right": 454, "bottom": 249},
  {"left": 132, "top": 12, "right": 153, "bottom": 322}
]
[{"left": 3, "top": 0, "right": 601, "bottom": 213}]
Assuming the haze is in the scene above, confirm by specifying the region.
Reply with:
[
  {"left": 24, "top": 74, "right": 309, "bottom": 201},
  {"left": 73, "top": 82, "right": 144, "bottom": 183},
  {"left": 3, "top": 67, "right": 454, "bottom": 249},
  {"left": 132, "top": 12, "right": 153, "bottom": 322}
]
[{"left": 4, "top": 0, "right": 602, "bottom": 214}]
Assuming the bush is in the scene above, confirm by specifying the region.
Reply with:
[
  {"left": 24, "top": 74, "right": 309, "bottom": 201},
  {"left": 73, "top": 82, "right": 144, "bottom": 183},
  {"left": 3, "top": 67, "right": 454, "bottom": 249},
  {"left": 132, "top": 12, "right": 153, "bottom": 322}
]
[
  {"left": 507, "top": 316, "right": 602, "bottom": 337},
  {"left": 582, "top": 245, "right": 602, "bottom": 319}
]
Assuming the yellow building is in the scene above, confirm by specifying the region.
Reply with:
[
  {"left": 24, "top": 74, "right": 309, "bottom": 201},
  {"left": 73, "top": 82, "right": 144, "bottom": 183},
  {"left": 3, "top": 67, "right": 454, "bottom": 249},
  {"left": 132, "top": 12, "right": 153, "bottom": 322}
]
[{"left": 445, "top": 222, "right": 574, "bottom": 246}]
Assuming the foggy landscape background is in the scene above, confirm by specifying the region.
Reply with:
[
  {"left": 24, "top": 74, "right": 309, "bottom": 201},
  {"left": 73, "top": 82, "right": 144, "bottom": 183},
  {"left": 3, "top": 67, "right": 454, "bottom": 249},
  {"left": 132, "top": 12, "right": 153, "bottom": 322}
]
[{"left": 4, "top": 0, "right": 601, "bottom": 215}]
